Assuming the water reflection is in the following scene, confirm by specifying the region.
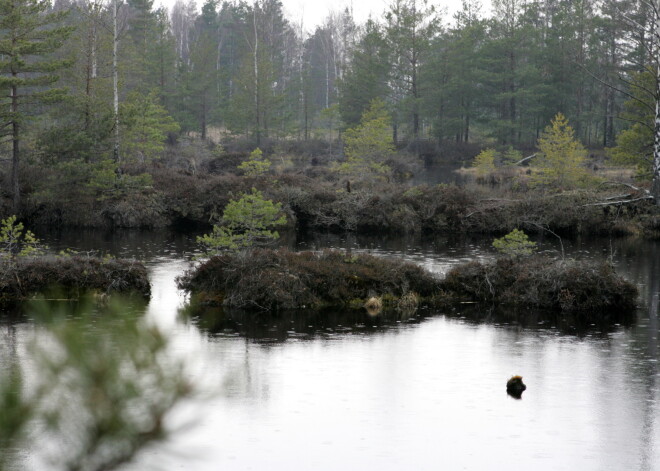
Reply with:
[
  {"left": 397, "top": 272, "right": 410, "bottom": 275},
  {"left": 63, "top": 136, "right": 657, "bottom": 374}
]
[
  {"left": 2, "top": 229, "right": 659, "bottom": 470},
  {"left": 184, "top": 305, "right": 430, "bottom": 342}
]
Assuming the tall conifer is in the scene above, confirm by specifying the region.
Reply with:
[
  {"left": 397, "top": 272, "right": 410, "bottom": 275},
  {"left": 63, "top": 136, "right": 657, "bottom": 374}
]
[{"left": 0, "top": 0, "right": 72, "bottom": 211}]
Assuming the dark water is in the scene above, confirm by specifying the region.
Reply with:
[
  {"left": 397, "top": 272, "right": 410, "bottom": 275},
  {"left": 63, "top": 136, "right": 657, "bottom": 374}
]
[{"left": 2, "top": 229, "right": 659, "bottom": 470}]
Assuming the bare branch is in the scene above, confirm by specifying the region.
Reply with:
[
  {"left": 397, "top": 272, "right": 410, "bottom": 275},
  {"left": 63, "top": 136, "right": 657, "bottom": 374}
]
[
  {"left": 575, "top": 62, "right": 656, "bottom": 114},
  {"left": 621, "top": 12, "right": 650, "bottom": 32},
  {"left": 521, "top": 220, "right": 565, "bottom": 259},
  {"left": 600, "top": 181, "right": 651, "bottom": 193},
  {"left": 583, "top": 195, "right": 654, "bottom": 206},
  {"left": 619, "top": 75, "right": 656, "bottom": 99},
  {"left": 616, "top": 115, "right": 654, "bottom": 132},
  {"left": 514, "top": 154, "right": 537, "bottom": 165}
]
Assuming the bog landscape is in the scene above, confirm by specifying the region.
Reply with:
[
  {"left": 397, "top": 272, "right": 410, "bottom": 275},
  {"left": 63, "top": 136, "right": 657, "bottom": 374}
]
[{"left": 0, "top": 0, "right": 659, "bottom": 469}]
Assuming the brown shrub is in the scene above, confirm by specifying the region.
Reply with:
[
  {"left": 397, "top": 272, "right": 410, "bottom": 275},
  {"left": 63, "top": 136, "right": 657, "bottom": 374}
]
[
  {"left": 177, "top": 248, "right": 439, "bottom": 311},
  {"left": 439, "top": 256, "right": 637, "bottom": 319},
  {"left": 0, "top": 256, "right": 151, "bottom": 301}
]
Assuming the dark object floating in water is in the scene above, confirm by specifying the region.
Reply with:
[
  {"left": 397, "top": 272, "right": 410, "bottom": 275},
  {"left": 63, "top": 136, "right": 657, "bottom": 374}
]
[{"left": 507, "top": 375, "right": 526, "bottom": 398}]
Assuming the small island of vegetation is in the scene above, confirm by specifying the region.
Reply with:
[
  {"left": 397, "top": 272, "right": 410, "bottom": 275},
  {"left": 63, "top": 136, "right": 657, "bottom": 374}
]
[
  {"left": 0, "top": 216, "right": 150, "bottom": 303},
  {"left": 2, "top": 0, "right": 660, "bottom": 469},
  {"left": 179, "top": 246, "right": 637, "bottom": 320}
]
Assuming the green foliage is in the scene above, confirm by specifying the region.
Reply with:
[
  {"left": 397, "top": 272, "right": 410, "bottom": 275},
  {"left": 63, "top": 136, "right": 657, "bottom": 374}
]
[
  {"left": 336, "top": 98, "right": 394, "bottom": 179},
  {"left": 0, "top": 298, "right": 192, "bottom": 471},
  {"left": 344, "top": 98, "right": 395, "bottom": 161},
  {"left": 0, "top": 0, "right": 73, "bottom": 209},
  {"left": 120, "top": 90, "right": 180, "bottom": 163},
  {"left": 36, "top": 98, "right": 115, "bottom": 165},
  {"left": 237, "top": 147, "right": 271, "bottom": 176},
  {"left": 0, "top": 367, "right": 33, "bottom": 470},
  {"left": 32, "top": 159, "right": 154, "bottom": 206},
  {"left": 385, "top": 0, "right": 438, "bottom": 139},
  {"left": 0, "top": 215, "right": 45, "bottom": 259},
  {"left": 502, "top": 147, "right": 523, "bottom": 166},
  {"left": 532, "top": 113, "right": 591, "bottom": 189},
  {"left": 492, "top": 228, "right": 537, "bottom": 257},
  {"left": 335, "top": 158, "right": 392, "bottom": 180},
  {"left": 197, "top": 188, "right": 287, "bottom": 254},
  {"left": 86, "top": 160, "right": 154, "bottom": 199},
  {"left": 472, "top": 148, "right": 497, "bottom": 175},
  {"left": 338, "top": 20, "right": 391, "bottom": 128},
  {"left": 609, "top": 71, "right": 654, "bottom": 178},
  {"left": 317, "top": 104, "right": 342, "bottom": 140}
]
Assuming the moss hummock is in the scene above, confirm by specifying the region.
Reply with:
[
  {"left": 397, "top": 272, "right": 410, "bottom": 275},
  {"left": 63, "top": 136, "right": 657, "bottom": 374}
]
[
  {"left": 439, "top": 256, "right": 637, "bottom": 318},
  {"left": 178, "top": 249, "right": 638, "bottom": 327},
  {"left": 177, "top": 248, "right": 438, "bottom": 311},
  {"left": 0, "top": 256, "right": 151, "bottom": 302}
]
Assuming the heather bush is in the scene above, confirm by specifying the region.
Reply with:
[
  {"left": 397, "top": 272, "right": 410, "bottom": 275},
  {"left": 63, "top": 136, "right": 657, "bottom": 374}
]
[
  {"left": 440, "top": 257, "right": 637, "bottom": 318},
  {"left": 0, "top": 256, "right": 151, "bottom": 302},
  {"left": 178, "top": 248, "right": 439, "bottom": 311}
]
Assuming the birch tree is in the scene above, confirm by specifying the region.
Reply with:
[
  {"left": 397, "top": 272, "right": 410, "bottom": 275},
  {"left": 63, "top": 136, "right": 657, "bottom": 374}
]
[
  {"left": 651, "top": 0, "right": 660, "bottom": 203},
  {"left": 610, "top": 0, "right": 660, "bottom": 204}
]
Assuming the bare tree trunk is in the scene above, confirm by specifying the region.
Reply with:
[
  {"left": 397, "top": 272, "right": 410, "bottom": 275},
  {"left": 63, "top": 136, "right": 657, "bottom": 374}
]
[
  {"left": 91, "top": 16, "right": 97, "bottom": 79},
  {"left": 113, "top": 0, "right": 120, "bottom": 167},
  {"left": 85, "top": 6, "right": 97, "bottom": 134},
  {"left": 253, "top": 7, "right": 261, "bottom": 146},
  {"left": 201, "top": 95, "right": 207, "bottom": 140},
  {"left": 11, "top": 84, "right": 19, "bottom": 213},
  {"left": 325, "top": 59, "right": 330, "bottom": 109},
  {"left": 652, "top": 42, "right": 660, "bottom": 204}
]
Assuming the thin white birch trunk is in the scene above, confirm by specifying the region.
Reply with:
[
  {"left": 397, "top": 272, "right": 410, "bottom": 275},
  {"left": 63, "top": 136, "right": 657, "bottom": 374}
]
[
  {"left": 113, "top": 0, "right": 120, "bottom": 166},
  {"left": 652, "top": 0, "right": 660, "bottom": 203}
]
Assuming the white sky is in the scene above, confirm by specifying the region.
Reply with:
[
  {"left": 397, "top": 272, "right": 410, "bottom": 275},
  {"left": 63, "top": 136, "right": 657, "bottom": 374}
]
[
  {"left": 281, "top": 0, "right": 389, "bottom": 30},
  {"left": 156, "top": 0, "right": 488, "bottom": 32},
  {"left": 281, "top": 0, "right": 484, "bottom": 31}
]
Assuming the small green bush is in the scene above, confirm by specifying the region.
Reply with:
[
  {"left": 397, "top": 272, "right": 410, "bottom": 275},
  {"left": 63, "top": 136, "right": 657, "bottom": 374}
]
[
  {"left": 197, "top": 188, "right": 286, "bottom": 254},
  {"left": 492, "top": 229, "right": 537, "bottom": 257},
  {"left": 0, "top": 299, "right": 191, "bottom": 471},
  {"left": 0, "top": 215, "right": 45, "bottom": 259},
  {"left": 472, "top": 148, "right": 497, "bottom": 176},
  {"left": 237, "top": 148, "right": 271, "bottom": 176}
]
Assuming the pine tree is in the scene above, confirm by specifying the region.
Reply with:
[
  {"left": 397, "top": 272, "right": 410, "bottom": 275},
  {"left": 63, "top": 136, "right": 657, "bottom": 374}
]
[
  {"left": 338, "top": 20, "right": 390, "bottom": 129},
  {"left": 422, "top": 0, "right": 485, "bottom": 143},
  {"left": 0, "top": 0, "right": 73, "bottom": 211},
  {"left": 533, "top": 113, "right": 590, "bottom": 189},
  {"left": 120, "top": 90, "right": 180, "bottom": 163},
  {"left": 336, "top": 98, "right": 394, "bottom": 179},
  {"left": 385, "top": 0, "right": 438, "bottom": 142},
  {"left": 185, "top": 0, "right": 220, "bottom": 140}
]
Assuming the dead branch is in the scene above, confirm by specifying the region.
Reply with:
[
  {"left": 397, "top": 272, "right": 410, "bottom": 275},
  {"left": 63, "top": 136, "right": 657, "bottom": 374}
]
[
  {"left": 604, "top": 193, "right": 633, "bottom": 201},
  {"left": 514, "top": 154, "right": 536, "bottom": 165},
  {"left": 600, "top": 181, "right": 651, "bottom": 194},
  {"left": 522, "top": 220, "right": 565, "bottom": 259},
  {"left": 583, "top": 195, "right": 654, "bottom": 206}
]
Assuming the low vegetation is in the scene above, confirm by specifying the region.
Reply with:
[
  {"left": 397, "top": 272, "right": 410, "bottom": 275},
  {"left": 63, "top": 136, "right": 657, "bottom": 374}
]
[
  {"left": 13, "top": 154, "right": 659, "bottom": 238},
  {"left": 439, "top": 256, "right": 637, "bottom": 319},
  {"left": 177, "top": 248, "right": 438, "bottom": 311},
  {"left": 0, "top": 256, "right": 151, "bottom": 303},
  {"left": 178, "top": 247, "right": 637, "bottom": 325}
]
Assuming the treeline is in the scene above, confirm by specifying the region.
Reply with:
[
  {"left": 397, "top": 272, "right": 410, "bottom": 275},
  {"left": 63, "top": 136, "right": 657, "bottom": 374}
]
[
  {"left": 12, "top": 0, "right": 655, "bottom": 148},
  {"left": 0, "top": 0, "right": 656, "bottom": 212}
]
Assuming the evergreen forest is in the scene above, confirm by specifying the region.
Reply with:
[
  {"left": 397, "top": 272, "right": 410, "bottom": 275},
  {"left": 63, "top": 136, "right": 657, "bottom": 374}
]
[{"left": 1, "top": 0, "right": 659, "bottom": 222}]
